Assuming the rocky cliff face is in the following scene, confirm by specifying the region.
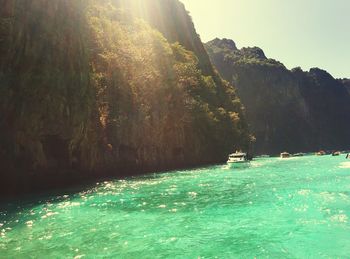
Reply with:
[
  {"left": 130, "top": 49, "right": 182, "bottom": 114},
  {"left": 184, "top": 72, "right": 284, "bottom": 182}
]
[
  {"left": 341, "top": 79, "right": 350, "bottom": 93},
  {"left": 0, "top": 1, "right": 249, "bottom": 195},
  {"left": 206, "top": 38, "right": 350, "bottom": 155}
]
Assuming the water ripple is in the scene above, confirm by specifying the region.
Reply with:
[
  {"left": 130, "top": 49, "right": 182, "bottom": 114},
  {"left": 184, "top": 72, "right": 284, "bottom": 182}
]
[{"left": 0, "top": 156, "right": 349, "bottom": 257}]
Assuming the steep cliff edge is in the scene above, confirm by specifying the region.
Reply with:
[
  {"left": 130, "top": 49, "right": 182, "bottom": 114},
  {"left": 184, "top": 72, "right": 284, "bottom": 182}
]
[
  {"left": 0, "top": 1, "right": 249, "bottom": 195},
  {"left": 206, "top": 38, "right": 350, "bottom": 154}
]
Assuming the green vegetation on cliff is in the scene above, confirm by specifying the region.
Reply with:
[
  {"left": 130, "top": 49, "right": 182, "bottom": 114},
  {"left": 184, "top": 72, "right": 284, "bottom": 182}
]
[
  {"left": 206, "top": 38, "right": 350, "bottom": 154},
  {"left": 0, "top": 1, "right": 249, "bottom": 194}
]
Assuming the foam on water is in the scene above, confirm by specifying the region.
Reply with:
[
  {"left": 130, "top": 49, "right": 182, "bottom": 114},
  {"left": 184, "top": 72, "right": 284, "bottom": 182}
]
[
  {"left": 339, "top": 161, "right": 350, "bottom": 168},
  {"left": 0, "top": 155, "right": 349, "bottom": 258}
]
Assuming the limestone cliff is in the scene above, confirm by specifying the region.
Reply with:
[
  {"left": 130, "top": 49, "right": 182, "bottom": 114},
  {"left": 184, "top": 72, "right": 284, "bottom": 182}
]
[
  {"left": 206, "top": 38, "right": 350, "bottom": 154},
  {"left": 0, "top": 1, "right": 250, "bottom": 195}
]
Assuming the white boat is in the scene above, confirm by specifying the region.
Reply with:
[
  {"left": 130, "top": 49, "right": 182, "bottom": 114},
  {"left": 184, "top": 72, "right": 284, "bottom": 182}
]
[
  {"left": 280, "top": 152, "right": 290, "bottom": 158},
  {"left": 227, "top": 152, "right": 249, "bottom": 166}
]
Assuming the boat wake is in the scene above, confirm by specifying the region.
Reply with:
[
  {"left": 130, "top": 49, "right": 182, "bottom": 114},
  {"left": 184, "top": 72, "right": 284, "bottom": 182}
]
[
  {"left": 221, "top": 165, "right": 231, "bottom": 170},
  {"left": 339, "top": 162, "right": 350, "bottom": 169},
  {"left": 250, "top": 162, "right": 263, "bottom": 168}
]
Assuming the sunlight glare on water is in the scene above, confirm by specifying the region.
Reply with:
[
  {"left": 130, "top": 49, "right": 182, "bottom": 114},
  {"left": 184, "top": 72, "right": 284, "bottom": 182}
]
[{"left": 0, "top": 155, "right": 350, "bottom": 258}]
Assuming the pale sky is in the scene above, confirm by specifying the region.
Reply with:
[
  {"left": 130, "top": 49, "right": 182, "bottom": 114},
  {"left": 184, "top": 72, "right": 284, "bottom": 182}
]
[{"left": 181, "top": 0, "right": 350, "bottom": 78}]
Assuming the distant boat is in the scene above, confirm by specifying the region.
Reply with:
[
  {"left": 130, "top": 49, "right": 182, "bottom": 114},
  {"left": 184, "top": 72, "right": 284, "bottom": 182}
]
[
  {"left": 293, "top": 153, "right": 304, "bottom": 157},
  {"left": 332, "top": 151, "right": 341, "bottom": 156},
  {"left": 280, "top": 152, "right": 290, "bottom": 158},
  {"left": 227, "top": 151, "right": 249, "bottom": 166},
  {"left": 316, "top": 150, "right": 326, "bottom": 156}
]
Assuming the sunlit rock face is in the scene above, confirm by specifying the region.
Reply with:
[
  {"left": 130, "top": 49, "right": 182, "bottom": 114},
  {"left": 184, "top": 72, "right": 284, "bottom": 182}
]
[
  {"left": 0, "top": 0, "right": 249, "bottom": 195},
  {"left": 112, "top": 0, "right": 215, "bottom": 76},
  {"left": 206, "top": 38, "right": 350, "bottom": 155}
]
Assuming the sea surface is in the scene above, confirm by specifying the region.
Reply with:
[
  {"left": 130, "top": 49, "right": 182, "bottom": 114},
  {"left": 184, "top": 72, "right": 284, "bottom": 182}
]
[{"left": 1, "top": 155, "right": 350, "bottom": 258}]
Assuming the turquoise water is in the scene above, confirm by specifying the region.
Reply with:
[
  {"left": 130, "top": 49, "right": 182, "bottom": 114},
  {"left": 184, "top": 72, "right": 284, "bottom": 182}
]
[{"left": 1, "top": 156, "right": 350, "bottom": 258}]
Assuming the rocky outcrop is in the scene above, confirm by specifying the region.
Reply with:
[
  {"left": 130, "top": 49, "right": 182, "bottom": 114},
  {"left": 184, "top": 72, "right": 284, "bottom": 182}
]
[
  {"left": 206, "top": 38, "right": 350, "bottom": 155},
  {"left": 0, "top": 1, "right": 249, "bottom": 195}
]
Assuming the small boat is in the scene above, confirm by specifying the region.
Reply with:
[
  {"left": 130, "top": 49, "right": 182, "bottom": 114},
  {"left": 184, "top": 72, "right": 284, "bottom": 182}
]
[
  {"left": 332, "top": 151, "right": 341, "bottom": 156},
  {"left": 346, "top": 154, "right": 349, "bottom": 159},
  {"left": 227, "top": 151, "right": 249, "bottom": 166},
  {"left": 316, "top": 150, "right": 326, "bottom": 156},
  {"left": 280, "top": 152, "right": 290, "bottom": 158}
]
